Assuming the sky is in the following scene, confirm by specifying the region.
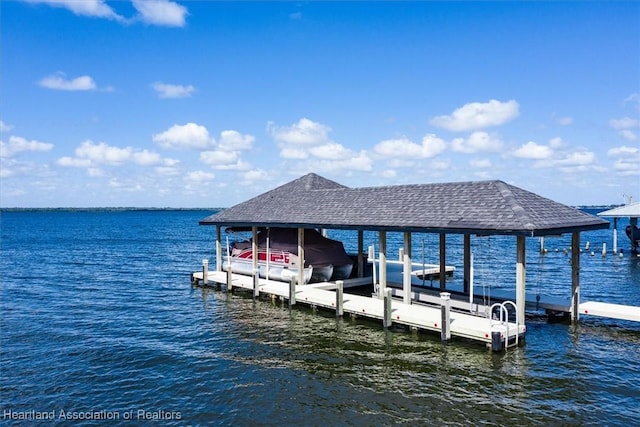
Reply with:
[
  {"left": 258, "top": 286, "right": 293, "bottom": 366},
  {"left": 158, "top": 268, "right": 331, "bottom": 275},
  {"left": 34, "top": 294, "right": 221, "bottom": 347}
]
[{"left": 1, "top": 1, "right": 639, "bottom": 208}]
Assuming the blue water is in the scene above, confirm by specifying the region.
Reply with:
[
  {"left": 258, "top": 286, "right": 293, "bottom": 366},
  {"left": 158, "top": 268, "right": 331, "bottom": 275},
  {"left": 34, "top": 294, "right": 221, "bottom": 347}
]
[{"left": 1, "top": 209, "right": 639, "bottom": 425}]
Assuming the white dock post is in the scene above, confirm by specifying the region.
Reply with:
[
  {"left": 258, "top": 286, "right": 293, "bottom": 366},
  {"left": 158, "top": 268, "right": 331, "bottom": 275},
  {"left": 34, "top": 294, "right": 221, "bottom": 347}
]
[
  {"left": 289, "top": 276, "right": 296, "bottom": 307},
  {"left": 215, "top": 225, "right": 222, "bottom": 272},
  {"left": 439, "top": 233, "right": 446, "bottom": 290},
  {"left": 253, "top": 268, "right": 259, "bottom": 298},
  {"left": 516, "top": 236, "right": 526, "bottom": 326},
  {"left": 202, "top": 259, "right": 209, "bottom": 285},
  {"left": 383, "top": 288, "right": 392, "bottom": 328},
  {"left": 369, "top": 245, "right": 378, "bottom": 295},
  {"left": 336, "top": 280, "right": 344, "bottom": 317},
  {"left": 226, "top": 264, "right": 233, "bottom": 292},
  {"left": 469, "top": 252, "right": 474, "bottom": 312},
  {"left": 403, "top": 232, "right": 412, "bottom": 305},
  {"left": 602, "top": 243, "right": 607, "bottom": 257},
  {"left": 463, "top": 234, "right": 471, "bottom": 294},
  {"left": 539, "top": 236, "right": 545, "bottom": 254},
  {"left": 440, "top": 292, "right": 451, "bottom": 341},
  {"left": 357, "top": 230, "right": 364, "bottom": 278},
  {"left": 297, "top": 228, "right": 305, "bottom": 289},
  {"left": 613, "top": 218, "right": 618, "bottom": 254},
  {"left": 571, "top": 232, "right": 581, "bottom": 323},
  {"left": 379, "top": 231, "right": 387, "bottom": 300}
]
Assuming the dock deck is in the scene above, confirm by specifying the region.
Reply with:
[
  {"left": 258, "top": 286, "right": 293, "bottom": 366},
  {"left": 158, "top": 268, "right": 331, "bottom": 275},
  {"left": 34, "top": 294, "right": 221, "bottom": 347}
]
[{"left": 192, "top": 271, "right": 525, "bottom": 349}]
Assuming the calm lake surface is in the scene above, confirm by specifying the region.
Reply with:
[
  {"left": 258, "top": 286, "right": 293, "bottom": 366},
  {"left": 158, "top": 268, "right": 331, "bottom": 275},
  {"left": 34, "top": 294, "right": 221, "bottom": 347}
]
[{"left": 1, "top": 209, "right": 638, "bottom": 425}]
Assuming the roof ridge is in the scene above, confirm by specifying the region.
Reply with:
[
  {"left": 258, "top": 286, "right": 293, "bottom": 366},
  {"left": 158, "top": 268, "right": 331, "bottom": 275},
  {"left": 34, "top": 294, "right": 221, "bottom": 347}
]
[{"left": 494, "top": 180, "right": 536, "bottom": 230}]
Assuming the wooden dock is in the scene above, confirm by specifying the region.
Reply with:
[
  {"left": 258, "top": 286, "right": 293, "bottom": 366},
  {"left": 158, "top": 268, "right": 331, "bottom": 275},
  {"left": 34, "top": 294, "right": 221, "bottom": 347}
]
[{"left": 192, "top": 271, "right": 525, "bottom": 350}]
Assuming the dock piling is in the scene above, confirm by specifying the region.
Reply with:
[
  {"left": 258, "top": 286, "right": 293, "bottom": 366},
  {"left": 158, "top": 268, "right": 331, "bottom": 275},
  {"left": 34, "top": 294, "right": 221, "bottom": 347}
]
[
  {"left": 202, "top": 259, "right": 209, "bottom": 285},
  {"left": 491, "top": 329, "right": 504, "bottom": 352},
  {"left": 226, "top": 266, "right": 233, "bottom": 292},
  {"left": 336, "top": 280, "right": 344, "bottom": 317},
  {"left": 383, "top": 288, "right": 392, "bottom": 328},
  {"left": 253, "top": 268, "right": 259, "bottom": 298},
  {"left": 441, "top": 292, "right": 451, "bottom": 341},
  {"left": 289, "top": 277, "right": 296, "bottom": 307}
]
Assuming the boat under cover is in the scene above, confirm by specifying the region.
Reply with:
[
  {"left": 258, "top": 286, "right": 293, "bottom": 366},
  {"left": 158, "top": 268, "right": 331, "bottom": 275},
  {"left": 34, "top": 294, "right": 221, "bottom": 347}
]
[{"left": 222, "top": 228, "right": 354, "bottom": 284}]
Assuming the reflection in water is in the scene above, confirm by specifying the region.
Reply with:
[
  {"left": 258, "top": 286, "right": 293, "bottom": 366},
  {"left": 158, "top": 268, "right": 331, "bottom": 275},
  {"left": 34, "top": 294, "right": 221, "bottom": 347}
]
[{"left": 193, "top": 286, "right": 639, "bottom": 425}]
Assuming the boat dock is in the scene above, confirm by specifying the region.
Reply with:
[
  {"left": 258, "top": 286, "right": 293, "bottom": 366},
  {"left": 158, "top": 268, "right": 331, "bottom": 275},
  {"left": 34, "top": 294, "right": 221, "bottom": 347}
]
[
  {"left": 192, "top": 270, "right": 525, "bottom": 350},
  {"left": 389, "top": 284, "right": 640, "bottom": 323},
  {"left": 194, "top": 173, "right": 622, "bottom": 351}
]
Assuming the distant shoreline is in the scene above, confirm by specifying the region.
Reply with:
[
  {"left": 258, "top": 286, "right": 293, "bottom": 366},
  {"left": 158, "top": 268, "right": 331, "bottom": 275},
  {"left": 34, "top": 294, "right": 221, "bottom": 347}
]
[
  {"left": 0, "top": 207, "right": 223, "bottom": 212},
  {"left": 0, "top": 205, "right": 622, "bottom": 212}
]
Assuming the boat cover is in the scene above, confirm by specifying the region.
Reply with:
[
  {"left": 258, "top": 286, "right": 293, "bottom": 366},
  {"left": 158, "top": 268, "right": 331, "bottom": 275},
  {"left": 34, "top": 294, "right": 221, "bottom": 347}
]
[{"left": 232, "top": 228, "right": 353, "bottom": 268}]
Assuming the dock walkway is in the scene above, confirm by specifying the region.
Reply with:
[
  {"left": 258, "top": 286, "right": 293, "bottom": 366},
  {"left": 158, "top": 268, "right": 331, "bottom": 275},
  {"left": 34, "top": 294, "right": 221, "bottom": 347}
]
[{"left": 192, "top": 271, "right": 525, "bottom": 349}]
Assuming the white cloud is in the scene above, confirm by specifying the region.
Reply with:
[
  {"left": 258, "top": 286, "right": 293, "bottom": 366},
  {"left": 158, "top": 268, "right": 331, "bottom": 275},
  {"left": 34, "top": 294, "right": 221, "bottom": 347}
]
[
  {"left": 38, "top": 73, "right": 97, "bottom": 91},
  {"left": 430, "top": 159, "right": 451, "bottom": 170},
  {"left": 451, "top": 131, "right": 502, "bottom": 153},
  {"left": 185, "top": 170, "right": 215, "bottom": 183},
  {"left": 609, "top": 116, "right": 639, "bottom": 130},
  {"left": 153, "top": 123, "right": 213, "bottom": 149},
  {"left": 0, "top": 136, "right": 54, "bottom": 158},
  {"left": 152, "top": 82, "right": 195, "bottom": 98},
  {"left": 469, "top": 158, "right": 492, "bottom": 168},
  {"left": 24, "top": 0, "right": 123, "bottom": 20},
  {"left": 429, "top": 99, "right": 519, "bottom": 132},
  {"left": 218, "top": 130, "right": 255, "bottom": 151},
  {"left": 609, "top": 116, "right": 639, "bottom": 141},
  {"left": 608, "top": 145, "right": 640, "bottom": 177},
  {"left": 200, "top": 150, "right": 251, "bottom": 171},
  {"left": 75, "top": 140, "right": 132, "bottom": 165},
  {"left": 317, "top": 151, "right": 373, "bottom": 173},
  {"left": 200, "top": 150, "right": 238, "bottom": 166},
  {"left": 280, "top": 147, "right": 308, "bottom": 159},
  {"left": 618, "top": 130, "right": 638, "bottom": 141},
  {"left": 57, "top": 156, "right": 92, "bottom": 168},
  {"left": 267, "top": 118, "right": 331, "bottom": 146},
  {"left": 373, "top": 134, "right": 446, "bottom": 159},
  {"left": 555, "top": 151, "right": 596, "bottom": 166},
  {"left": 132, "top": 0, "right": 188, "bottom": 27},
  {"left": 132, "top": 149, "right": 162, "bottom": 165},
  {"left": 613, "top": 159, "right": 640, "bottom": 176},
  {"left": 554, "top": 116, "right": 574, "bottom": 126},
  {"left": 309, "top": 142, "right": 351, "bottom": 160},
  {"left": 57, "top": 140, "right": 163, "bottom": 168},
  {"left": 607, "top": 145, "right": 639, "bottom": 157},
  {"left": 267, "top": 117, "right": 365, "bottom": 172},
  {"left": 549, "top": 137, "right": 565, "bottom": 149},
  {"left": 240, "top": 169, "right": 270, "bottom": 185},
  {"left": 513, "top": 141, "right": 553, "bottom": 159},
  {"left": 0, "top": 121, "right": 13, "bottom": 132}
]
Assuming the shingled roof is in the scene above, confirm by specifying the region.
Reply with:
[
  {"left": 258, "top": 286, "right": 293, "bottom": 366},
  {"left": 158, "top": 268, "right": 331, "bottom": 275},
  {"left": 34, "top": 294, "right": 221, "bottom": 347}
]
[{"left": 200, "top": 173, "right": 609, "bottom": 236}]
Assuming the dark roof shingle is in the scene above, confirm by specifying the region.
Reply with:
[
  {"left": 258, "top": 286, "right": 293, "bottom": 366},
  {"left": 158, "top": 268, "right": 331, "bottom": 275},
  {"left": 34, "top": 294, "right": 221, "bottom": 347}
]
[{"left": 200, "top": 173, "right": 609, "bottom": 236}]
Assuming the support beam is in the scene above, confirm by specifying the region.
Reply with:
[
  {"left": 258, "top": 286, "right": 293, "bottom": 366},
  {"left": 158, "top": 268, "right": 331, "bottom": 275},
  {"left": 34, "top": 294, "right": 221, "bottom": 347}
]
[
  {"left": 516, "top": 236, "right": 526, "bottom": 325},
  {"left": 252, "top": 225, "right": 258, "bottom": 278},
  {"left": 357, "top": 230, "right": 364, "bottom": 278},
  {"left": 613, "top": 218, "right": 618, "bottom": 254},
  {"left": 335, "top": 280, "right": 344, "bottom": 317},
  {"left": 463, "top": 234, "right": 470, "bottom": 294},
  {"left": 216, "top": 225, "right": 222, "bottom": 272},
  {"left": 439, "top": 233, "right": 446, "bottom": 290},
  {"left": 403, "top": 232, "right": 412, "bottom": 304},
  {"left": 379, "top": 231, "right": 387, "bottom": 299},
  {"left": 571, "top": 232, "right": 581, "bottom": 323},
  {"left": 298, "top": 228, "right": 305, "bottom": 287},
  {"left": 383, "top": 288, "right": 392, "bottom": 328},
  {"left": 440, "top": 292, "right": 451, "bottom": 341}
]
